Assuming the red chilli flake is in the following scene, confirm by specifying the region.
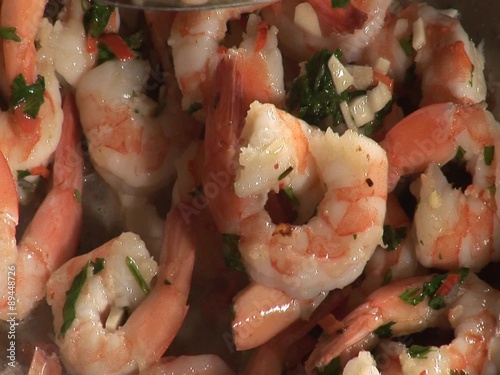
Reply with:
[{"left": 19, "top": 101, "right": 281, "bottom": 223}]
[
  {"left": 98, "top": 33, "right": 135, "bottom": 61},
  {"left": 435, "top": 273, "right": 461, "bottom": 297},
  {"left": 30, "top": 166, "right": 50, "bottom": 179},
  {"left": 86, "top": 36, "right": 98, "bottom": 54},
  {"left": 254, "top": 22, "right": 269, "bottom": 53}
]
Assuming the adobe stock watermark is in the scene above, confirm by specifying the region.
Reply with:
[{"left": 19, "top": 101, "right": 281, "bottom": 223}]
[{"left": 6, "top": 265, "right": 17, "bottom": 368}]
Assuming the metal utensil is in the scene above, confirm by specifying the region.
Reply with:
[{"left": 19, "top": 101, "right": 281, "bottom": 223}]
[{"left": 99, "top": 0, "right": 275, "bottom": 11}]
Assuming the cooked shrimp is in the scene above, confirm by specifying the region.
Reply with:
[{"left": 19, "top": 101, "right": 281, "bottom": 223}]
[
  {"left": 168, "top": 10, "right": 284, "bottom": 116},
  {"left": 28, "top": 346, "right": 62, "bottom": 375},
  {"left": 381, "top": 103, "right": 500, "bottom": 270},
  {"left": 0, "top": 94, "right": 83, "bottom": 320},
  {"left": 76, "top": 58, "right": 198, "bottom": 195},
  {"left": 46, "top": 205, "right": 195, "bottom": 375},
  {"left": 306, "top": 272, "right": 500, "bottom": 375},
  {"left": 0, "top": 0, "right": 63, "bottom": 176},
  {"left": 413, "top": 162, "right": 500, "bottom": 270},
  {"left": 237, "top": 104, "right": 387, "bottom": 300},
  {"left": 261, "top": 0, "right": 391, "bottom": 63},
  {"left": 414, "top": 4, "right": 486, "bottom": 106},
  {"left": 242, "top": 288, "right": 350, "bottom": 375},
  {"left": 342, "top": 194, "right": 424, "bottom": 311},
  {"left": 231, "top": 283, "right": 326, "bottom": 350},
  {"left": 141, "top": 355, "right": 235, "bottom": 375},
  {"left": 380, "top": 102, "right": 499, "bottom": 192},
  {"left": 342, "top": 351, "right": 380, "bottom": 375}
]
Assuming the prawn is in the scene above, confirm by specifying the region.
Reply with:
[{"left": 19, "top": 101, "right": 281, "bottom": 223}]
[
  {"left": 360, "top": 3, "right": 486, "bottom": 106},
  {"left": 37, "top": 0, "right": 119, "bottom": 87},
  {"left": 306, "top": 271, "right": 500, "bottom": 374},
  {"left": 28, "top": 346, "right": 63, "bottom": 375},
  {"left": 46, "top": 204, "right": 195, "bottom": 375},
  {"left": 141, "top": 355, "right": 235, "bottom": 375},
  {"left": 261, "top": 0, "right": 391, "bottom": 63},
  {"left": 0, "top": 93, "right": 83, "bottom": 320},
  {"left": 168, "top": 10, "right": 284, "bottom": 117},
  {"left": 380, "top": 103, "right": 500, "bottom": 270},
  {"left": 231, "top": 283, "right": 326, "bottom": 350},
  {"left": 0, "top": 0, "right": 63, "bottom": 177},
  {"left": 236, "top": 103, "right": 388, "bottom": 300}
]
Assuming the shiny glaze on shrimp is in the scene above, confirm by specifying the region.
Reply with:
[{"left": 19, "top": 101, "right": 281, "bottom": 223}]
[
  {"left": 262, "top": 0, "right": 392, "bottom": 63},
  {"left": 306, "top": 272, "right": 500, "bottom": 374},
  {"left": 141, "top": 355, "right": 235, "bottom": 375},
  {"left": 0, "top": 94, "right": 83, "bottom": 320},
  {"left": 381, "top": 103, "right": 500, "bottom": 270},
  {"left": 237, "top": 103, "right": 388, "bottom": 300},
  {"left": 168, "top": 9, "right": 284, "bottom": 116},
  {"left": 0, "top": 0, "right": 63, "bottom": 175},
  {"left": 46, "top": 205, "right": 195, "bottom": 375}
]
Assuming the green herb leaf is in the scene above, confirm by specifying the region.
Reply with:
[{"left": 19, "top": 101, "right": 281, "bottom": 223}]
[
  {"left": 60, "top": 263, "right": 89, "bottom": 337},
  {"left": 90, "top": 258, "right": 105, "bottom": 274},
  {"left": 399, "top": 287, "right": 425, "bottom": 306},
  {"left": 222, "top": 234, "right": 245, "bottom": 272},
  {"left": 17, "top": 169, "right": 31, "bottom": 181},
  {"left": 0, "top": 27, "right": 20, "bottom": 42},
  {"left": 74, "top": 189, "right": 82, "bottom": 204},
  {"left": 10, "top": 74, "right": 45, "bottom": 118},
  {"left": 382, "top": 225, "right": 408, "bottom": 251},
  {"left": 407, "top": 345, "right": 433, "bottom": 359},
  {"left": 399, "top": 39, "right": 413, "bottom": 57},
  {"left": 318, "top": 356, "right": 341, "bottom": 374},
  {"left": 83, "top": 1, "right": 115, "bottom": 38},
  {"left": 484, "top": 146, "right": 494, "bottom": 166},
  {"left": 382, "top": 268, "right": 392, "bottom": 286},
  {"left": 278, "top": 166, "right": 293, "bottom": 181},
  {"left": 125, "top": 256, "right": 150, "bottom": 295},
  {"left": 188, "top": 102, "right": 203, "bottom": 114},
  {"left": 287, "top": 48, "right": 363, "bottom": 129},
  {"left": 283, "top": 186, "right": 299, "bottom": 205},
  {"left": 428, "top": 294, "right": 446, "bottom": 310},
  {"left": 373, "top": 321, "right": 396, "bottom": 339},
  {"left": 455, "top": 146, "right": 466, "bottom": 162},
  {"left": 468, "top": 64, "right": 474, "bottom": 87},
  {"left": 331, "top": 0, "right": 350, "bottom": 8}
]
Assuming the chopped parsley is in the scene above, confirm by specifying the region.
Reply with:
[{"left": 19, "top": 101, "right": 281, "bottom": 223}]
[
  {"left": 382, "top": 225, "right": 408, "bottom": 251},
  {"left": 455, "top": 146, "right": 466, "bottom": 162},
  {"left": 222, "top": 234, "right": 245, "bottom": 272},
  {"left": 382, "top": 268, "right": 393, "bottom": 286},
  {"left": 97, "top": 31, "right": 143, "bottom": 65},
  {"left": 407, "top": 345, "right": 433, "bottom": 359},
  {"left": 125, "top": 256, "right": 150, "bottom": 295},
  {"left": 0, "top": 27, "right": 20, "bottom": 42},
  {"left": 287, "top": 48, "right": 364, "bottom": 129},
  {"left": 283, "top": 186, "right": 299, "bottom": 205},
  {"left": 74, "top": 189, "right": 82, "bottom": 204},
  {"left": 331, "top": 0, "right": 350, "bottom": 7},
  {"left": 83, "top": 1, "right": 115, "bottom": 38},
  {"left": 278, "top": 166, "right": 293, "bottom": 181},
  {"left": 399, "top": 39, "right": 413, "bottom": 57},
  {"left": 484, "top": 146, "right": 494, "bottom": 166},
  {"left": 318, "top": 356, "right": 341, "bottom": 374},
  {"left": 60, "top": 259, "right": 105, "bottom": 337},
  {"left": 399, "top": 269, "right": 469, "bottom": 309},
  {"left": 468, "top": 65, "right": 474, "bottom": 87},
  {"left": 10, "top": 74, "right": 45, "bottom": 118},
  {"left": 17, "top": 169, "right": 31, "bottom": 181},
  {"left": 188, "top": 102, "right": 203, "bottom": 115},
  {"left": 373, "top": 321, "right": 396, "bottom": 339}
]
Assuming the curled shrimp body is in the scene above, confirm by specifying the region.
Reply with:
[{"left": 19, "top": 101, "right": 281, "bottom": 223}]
[
  {"left": 306, "top": 272, "right": 500, "bottom": 374},
  {"left": 381, "top": 103, "right": 500, "bottom": 270},
  {"left": 142, "top": 355, "right": 235, "bottom": 375},
  {"left": 414, "top": 4, "right": 486, "bottom": 106},
  {"left": 0, "top": 94, "right": 83, "bottom": 320},
  {"left": 46, "top": 205, "right": 195, "bottom": 375},
  {"left": 237, "top": 103, "right": 388, "bottom": 300},
  {"left": 0, "top": 0, "right": 63, "bottom": 176},
  {"left": 76, "top": 58, "right": 198, "bottom": 195},
  {"left": 262, "top": 0, "right": 391, "bottom": 63},
  {"left": 168, "top": 10, "right": 284, "bottom": 115}
]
